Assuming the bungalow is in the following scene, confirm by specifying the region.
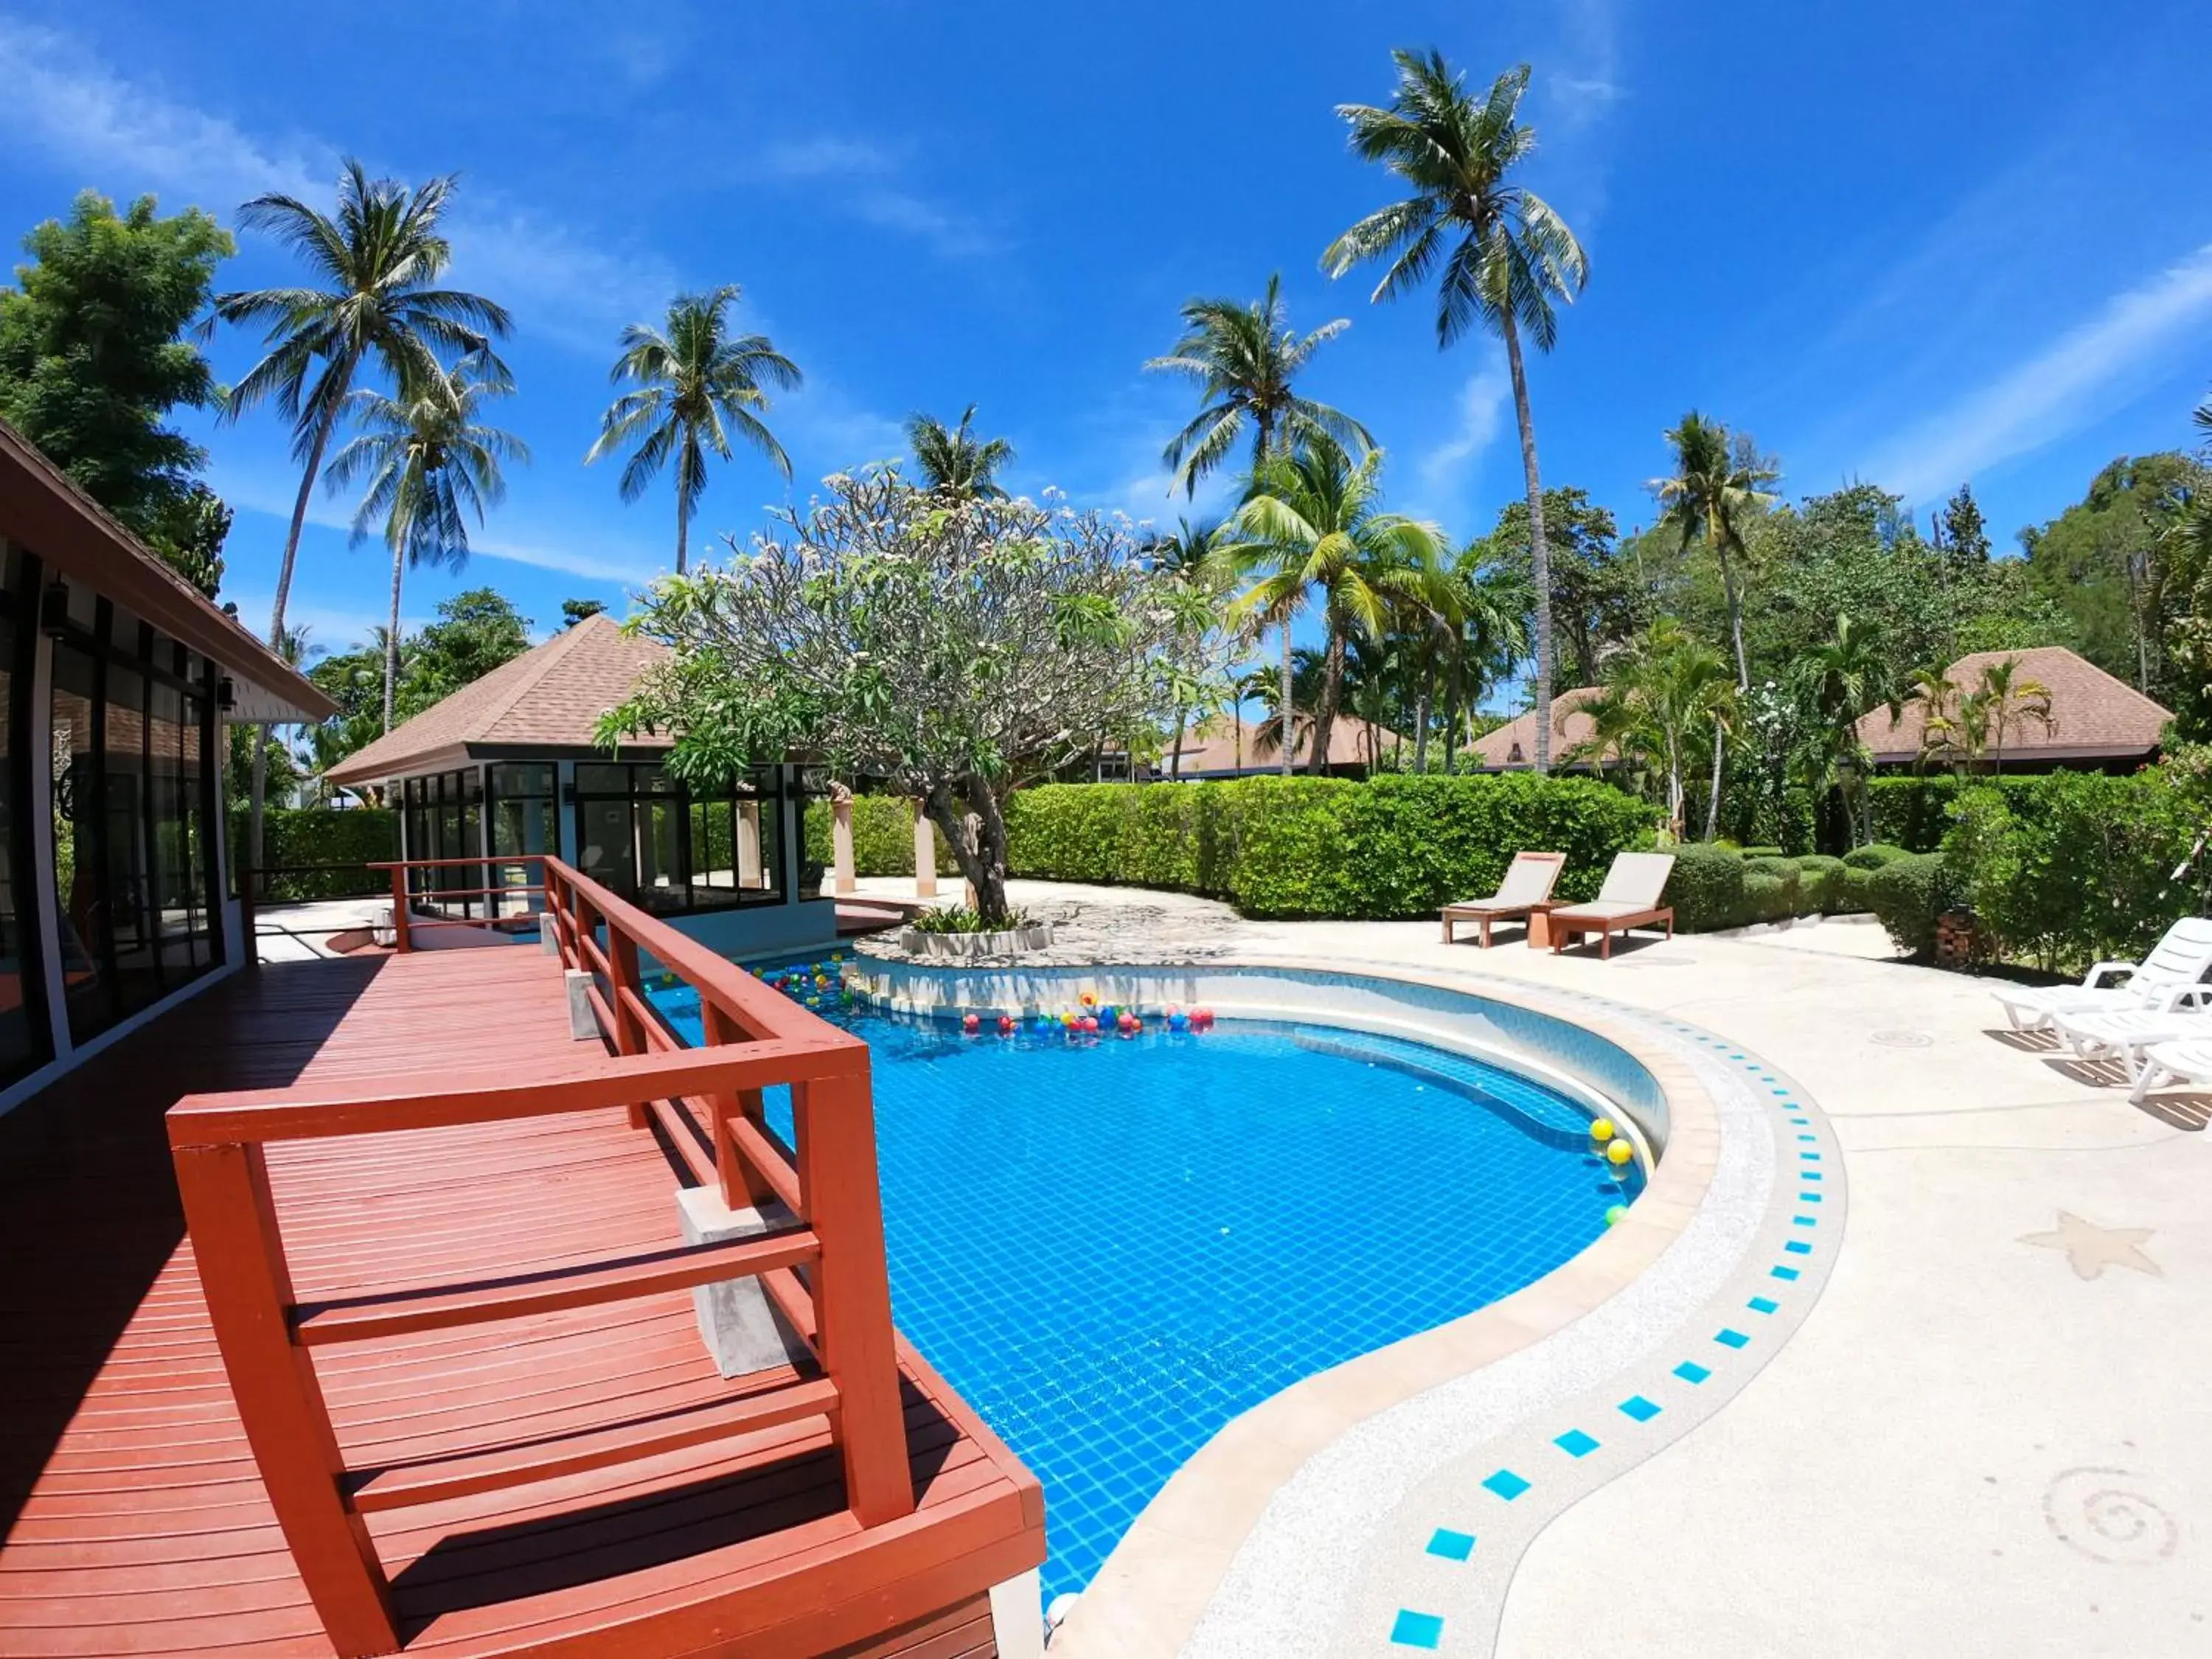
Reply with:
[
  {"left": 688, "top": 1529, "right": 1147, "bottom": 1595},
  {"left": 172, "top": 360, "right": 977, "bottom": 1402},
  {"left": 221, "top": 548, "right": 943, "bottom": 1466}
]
[
  {"left": 1854, "top": 646, "right": 2171, "bottom": 772},
  {"left": 1470, "top": 687, "right": 1610, "bottom": 771},
  {"left": 321, "top": 613, "right": 841, "bottom": 961},
  {"left": 1158, "top": 712, "right": 1406, "bottom": 778},
  {"left": 0, "top": 416, "right": 335, "bottom": 1116}
]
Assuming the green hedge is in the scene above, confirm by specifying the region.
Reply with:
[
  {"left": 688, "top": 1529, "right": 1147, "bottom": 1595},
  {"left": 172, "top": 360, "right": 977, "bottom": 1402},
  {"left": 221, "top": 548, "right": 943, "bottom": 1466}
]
[
  {"left": 1868, "top": 776, "right": 2047, "bottom": 852},
  {"left": 1003, "top": 773, "right": 1659, "bottom": 919},
  {"left": 1866, "top": 852, "right": 1955, "bottom": 959},
  {"left": 1658, "top": 844, "right": 1869, "bottom": 931},
  {"left": 801, "top": 794, "right": 962, "bottom": 877},
  {"left": 231, "top": 807, "right": 399, "bottom": 899}
]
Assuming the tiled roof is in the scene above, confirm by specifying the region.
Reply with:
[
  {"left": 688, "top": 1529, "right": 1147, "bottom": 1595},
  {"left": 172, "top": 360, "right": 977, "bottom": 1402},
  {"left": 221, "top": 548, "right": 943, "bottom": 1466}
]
[
  {"left": 1854, "top": 646, "right": 2171, "bottom": 763},
  {"left": 322, "top": 614, "right": 669, "bottom": 784},
  {"left": 1470, "top": 688, "right": 1608, "bottom": 769},
  {"left": 1164, "top": 713, "right": 1403, "bottom": 774}
]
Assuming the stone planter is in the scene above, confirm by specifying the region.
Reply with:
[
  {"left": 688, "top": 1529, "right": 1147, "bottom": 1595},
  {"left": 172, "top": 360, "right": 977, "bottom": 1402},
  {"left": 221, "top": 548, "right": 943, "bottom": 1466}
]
[{"left": 897, "top": 920, "right": 1057, "bottom": 959}]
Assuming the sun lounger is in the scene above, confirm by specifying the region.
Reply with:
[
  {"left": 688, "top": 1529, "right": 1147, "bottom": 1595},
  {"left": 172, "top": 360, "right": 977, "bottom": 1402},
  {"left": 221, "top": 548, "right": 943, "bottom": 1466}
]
[
  {"left": 1441, "top": 851, "right": 1567, "bottom": 946},
  {"left": 1990, "top": 917, "right": 2212, "bottom": 1032},
  {"left": 1549, "top": 852, "right": 1676, "bottom": 959},
  {"left": 2130, "top": 1036, "right": 2212, "bottom": 1105},
  {"left": 2050, "top": 1001, "right": 2212, "bottom": 1082}
]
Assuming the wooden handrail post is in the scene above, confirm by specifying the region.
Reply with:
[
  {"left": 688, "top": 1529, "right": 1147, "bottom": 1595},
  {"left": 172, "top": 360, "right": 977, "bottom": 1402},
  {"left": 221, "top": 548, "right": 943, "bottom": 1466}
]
[
  {"left": 793, "top": 1066, "right": 914, "bottom": 1527},
  {"left": 389, "top": 865, "right": 411, "bottom": 955},
  {"left": 608, "top": 928, "right": 650, "bottom": 1128},
  {"left": 173, "top": 1140, "right": 399, "bottom": 1657},
  {"left": 703, "top": 1003, "right": 778, "bottom": 1210}
]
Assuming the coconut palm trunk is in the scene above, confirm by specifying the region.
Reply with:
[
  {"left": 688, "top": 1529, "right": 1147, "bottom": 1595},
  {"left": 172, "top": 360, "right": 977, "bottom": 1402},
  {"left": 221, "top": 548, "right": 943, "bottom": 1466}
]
[
  {"left": 383, "top": 543, "right": 406, "bottom": 731},
  {"left": 1705, "top": 714, "right": 1725, "bottom": 841},
  {"left": 1279, "top": 622, "right": 1295, "bottom": 776},
  {"left": 1500, "top": 313, "right": 1554, "bottom": 773},
  {"left": 1717, "top": 539, "right": 1750, "bottom": 689}
]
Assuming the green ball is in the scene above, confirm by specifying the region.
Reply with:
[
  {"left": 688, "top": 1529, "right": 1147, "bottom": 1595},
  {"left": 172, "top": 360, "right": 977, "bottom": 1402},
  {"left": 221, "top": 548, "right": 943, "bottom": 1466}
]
[{"left": 1604, "top": 1205, "right": 1628, "bottom": 1227}]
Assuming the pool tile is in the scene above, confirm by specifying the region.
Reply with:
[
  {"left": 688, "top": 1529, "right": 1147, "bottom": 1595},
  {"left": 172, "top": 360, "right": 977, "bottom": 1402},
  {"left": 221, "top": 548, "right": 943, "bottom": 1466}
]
[
  {"left": 1554, "top": 1429, "right": 1600, "bottom": 1457},
  {"left": 1801, "top": 1192, "right": 1823, "bottom": 1203},
  {"left": 1748, "top": 1295, "right": 1778, "bottom": 1314},
  {"left": 1771, "top": 1265, "right": 1801, "bottom": 1281},
  {"left": 1482, "top": 1469, "right": 1531, "bottom": 1501},
  {"left": 1785, "top": 1240, "right": 1813, "bottom": 1255},
  {"left": 1674, "top": 1360, "right": 1711, "bottom": 1383},
  {"left": 1715, "top": 1328, "right": 1750, "bottom": 1349},
  {"left": 1391, "top": 1610, "right": 1445, "bottom": 1649},
  {"left": 1794, "top": 1215, "right": 1818, "bottom": 1227},
  {"left": 1618, "top": 1394, "right": 1661, "bottom": 1422},
  {"left": 1425, "top": 1528, "right": 1476, "bottom": 1562}
]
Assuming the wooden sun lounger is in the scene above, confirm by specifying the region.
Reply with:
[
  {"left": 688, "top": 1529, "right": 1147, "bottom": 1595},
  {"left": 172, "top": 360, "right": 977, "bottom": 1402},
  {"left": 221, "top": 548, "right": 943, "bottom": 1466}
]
[
  {"left": 1441, "top": 851, "right": 1567, "bottom": 947},
  {"left": 1548, "top": 852, "right": 1677, "bottom": 960}
]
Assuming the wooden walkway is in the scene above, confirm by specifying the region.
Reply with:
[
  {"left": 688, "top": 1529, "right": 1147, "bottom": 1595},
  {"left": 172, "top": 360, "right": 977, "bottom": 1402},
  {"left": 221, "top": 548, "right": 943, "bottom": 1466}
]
[{"left": 0, "top": 950, "right": 1037, "bottom": 1658}]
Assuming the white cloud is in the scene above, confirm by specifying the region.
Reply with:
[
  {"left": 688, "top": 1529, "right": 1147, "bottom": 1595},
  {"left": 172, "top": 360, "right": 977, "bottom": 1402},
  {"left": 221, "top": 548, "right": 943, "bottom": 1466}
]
[
  {"left": 1414, "top": 355, "right": 1512, "bottom": 514},
  {"left": 754, "top": 137, "right": 898, "bottom": 180},
  {"left": 1867, "top": 241, "right": 2212, "bottom": 504},
  {"left": 0, "top": 19, "right": 678, "bottom": 355},
  {"left": 742, "top": 131, "right": 998, "bottom": 259}
]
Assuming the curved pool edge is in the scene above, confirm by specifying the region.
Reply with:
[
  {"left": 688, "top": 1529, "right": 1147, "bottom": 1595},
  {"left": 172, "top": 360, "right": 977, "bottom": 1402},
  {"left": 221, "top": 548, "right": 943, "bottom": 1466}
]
[{"left": 846, "top": 950, "right": 1822, "bottom": 1659}]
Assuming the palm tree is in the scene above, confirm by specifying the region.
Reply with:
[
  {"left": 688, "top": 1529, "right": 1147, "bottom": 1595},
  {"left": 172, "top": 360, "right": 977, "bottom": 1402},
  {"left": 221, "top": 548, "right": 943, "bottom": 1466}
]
[
  {"left": 906, "top": 404, "right": 1014, "bottom": 499},
  {"left": 1323, "top": 54, "right": 1587, "bottom": 772},
  {"left": 1906, "top": 666, "right": 1964, "bottom": 775},
  {"left": 1973, "top": 658, "right": 2054, "bottom": 775},
  {"left": 1610, "top": 619, "right": 1734, "bottom": 839},
  {"left": 324, "top": 359, "right": 530, "bottom": 731},
  {"left": 213, "top": 159, "right": 512, "bottom": 864},
  {"left": 1650, "top": 411, "right": 1778, "bottom": 690},
  {"left": 1220, "top": 439, "right": 1447, "bottom": 775},
  {"left": 586, "top": 285, "right": 799, "bottom": 574},
  {"left": 1147, "top": 276, "right": 1371, "bottom": 765},
  {"left": 1146, "top": 518, "right": 1227, "bottom": 779},
  {"left": 1795, "top": 613, "right": 1893, "bottom": 846},
  {"left": 1438, "top": 548, "right": 1528, "bottom": 773}
]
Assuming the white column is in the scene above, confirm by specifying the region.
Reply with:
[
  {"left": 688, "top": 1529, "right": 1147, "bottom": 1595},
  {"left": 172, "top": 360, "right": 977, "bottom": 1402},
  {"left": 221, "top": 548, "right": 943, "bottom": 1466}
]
[
  {"left": 830, "top": 789, "right": 855, "bottom": 896},
  {"left": 737, "top": 800, "right": 762, "bottom": 888},
  {"left": 912, "top": 799, "right": 938, "bottom": 900}
]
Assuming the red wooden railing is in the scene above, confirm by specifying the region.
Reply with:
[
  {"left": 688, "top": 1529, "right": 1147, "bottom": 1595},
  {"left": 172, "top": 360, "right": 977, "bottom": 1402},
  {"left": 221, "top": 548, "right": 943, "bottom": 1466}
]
[{"left": 167, "top": 855, "right": 908, "bottom": 1659}]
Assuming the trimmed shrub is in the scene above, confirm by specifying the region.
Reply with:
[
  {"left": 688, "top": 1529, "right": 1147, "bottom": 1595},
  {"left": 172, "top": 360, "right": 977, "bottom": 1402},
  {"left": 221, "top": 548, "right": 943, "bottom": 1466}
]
[
  {"left": 1842, "top": 842, "right": 1910, "bottom": 871},
  {"left": 1794, "top": 854, "right": 1849, "bottom": 914},
  {"left": 1868, "top": 776, "right": 2042, "bottom": 852},
  {"left": 1666, "top": 843, "right": 1749, "bottom": 932},
  {"left": 803, "top": 794, "right": 961, "bottom": 877},
  {"left": 1001, "top": 773, "right": 1658, "bottom": 920},
  {"left": 1738, "top": 845, "right": 1786, "bottom": 860},
  {"left": 231, "top": 808, "right": 398, "bottom": 898},
  {"left": 1865, "top": 852, "right": 1955, "bottom": 959},
  {"left": 1741, "top": 869, "right": 1795, "bottom": 924}
]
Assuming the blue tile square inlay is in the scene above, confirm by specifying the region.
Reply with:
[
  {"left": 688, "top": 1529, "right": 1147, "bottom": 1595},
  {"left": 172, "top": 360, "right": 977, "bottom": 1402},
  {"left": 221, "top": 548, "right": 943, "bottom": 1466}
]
[
  {"left": 1801, "top": 1192, "right": 1823, "bottom": 1203},
  {"left": 1391, "top": 1610, "right": 1445, "bottom": 1649},
  {"left": 1618, "top": 1394, "right": 1661, "bottom": 1422},
  {"left": 1715, "top": 1327, "right": 1750, "bottom": 1349},
  {"left": 1674, "top": 1360, "right": 1711, "bottom": 1383},
  {"left": 1785, "top": 1240, "right": 1813, "bottom": 1255},
  {"left": 1799, "top": 1151, "right": 1822, "bottom": 1161},
  {"left": 1772, "top": 1265, "right": 1801, "bottom": 1281},
  {"left": 1803, "top": 1170, "right": 1824, "bottom": 1182},
  {"left": 1794, "top": 1214, "right": 1818, "bottom": 1227},
  {"left": 1748, "top": 1295, "right": 1778, "bottom": 1314},
  {"left": 1554, "top": 1428, "right": 1600, "bottom": 1457},
  {"left": 1482, "top": 1469, "right": 1531, "bottom": 1501},
  {"left": 1425, "top": 1527, "right": 1476, "bottom": 1562},
  {"left": 1796, "top": 1133, "right": 1816, "bottom": 1142}
]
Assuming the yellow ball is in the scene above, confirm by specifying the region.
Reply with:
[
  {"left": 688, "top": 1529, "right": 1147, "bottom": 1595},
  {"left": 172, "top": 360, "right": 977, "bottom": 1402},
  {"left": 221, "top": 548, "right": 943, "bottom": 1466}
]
[
  {"left": 1605, "top": 1138, "right": 1634, "bottom": 1166},
  {"left": 1590, "top": 1118, "right": 1615, "bottom": 1144}
]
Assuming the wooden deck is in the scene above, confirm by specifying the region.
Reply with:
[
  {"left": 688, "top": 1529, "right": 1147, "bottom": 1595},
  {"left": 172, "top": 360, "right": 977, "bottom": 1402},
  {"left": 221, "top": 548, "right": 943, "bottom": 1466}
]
[{"left": 0, "top": 947, "right": 1039, "bottom": 1658}]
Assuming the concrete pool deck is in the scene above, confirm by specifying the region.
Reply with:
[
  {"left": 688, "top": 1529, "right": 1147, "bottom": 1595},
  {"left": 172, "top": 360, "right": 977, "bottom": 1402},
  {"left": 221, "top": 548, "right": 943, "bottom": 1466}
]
[{"left": 853, "top": 879, "right": 2208, "bottom": 1657}]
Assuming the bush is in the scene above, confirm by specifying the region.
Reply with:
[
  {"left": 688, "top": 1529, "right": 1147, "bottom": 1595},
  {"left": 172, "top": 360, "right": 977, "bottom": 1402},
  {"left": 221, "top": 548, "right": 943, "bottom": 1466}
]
[
  {"left": 1865, "top": 852, "right": 1955, "bottom": 959},
  {"left": 1842, "top": 842, "right": 1910, "bottom": 871},
  {"left": 1795, "top": 853, "right": 1849, "bottom": 913},
  {"left": 1003, "top": 773, "right": 1658, "bottom": 919},
  {"left": 231, "top": 807, "right": 398, "bottom": 898},
  {"left": 803, "top": 794, "right": 961, "bottom": 877},
  {"left": 1665, "top": 843, "right": 1749, "bottom": 932},
  {"left": 1868, "top": 776, "right": 2041, "bottom": 852},
  {"left": 1742, "top": 869, "right": 1796, "bottom": 924},
  {"left": 1738, "top": 845, "right": 1786, "bottom": 860}
]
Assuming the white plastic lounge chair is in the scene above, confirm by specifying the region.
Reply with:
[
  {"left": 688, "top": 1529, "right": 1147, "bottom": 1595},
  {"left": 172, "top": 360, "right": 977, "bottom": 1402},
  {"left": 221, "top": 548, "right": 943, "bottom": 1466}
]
[
  {"left": 2049, "top": 998, "right": 2212, "bottom": 1082},
  {"left": 1441, "top": 852, "right": 1567, "bottom": 947},
  {"left": 2130, "top": 1036, "right": 2212, "bottom": 1105},
  {"left": 1989, "top": 917, "right": 2212, "bottom": 1032},
  {"left": 1550, "top": 852, "right": 1676, "bottom": 960}
]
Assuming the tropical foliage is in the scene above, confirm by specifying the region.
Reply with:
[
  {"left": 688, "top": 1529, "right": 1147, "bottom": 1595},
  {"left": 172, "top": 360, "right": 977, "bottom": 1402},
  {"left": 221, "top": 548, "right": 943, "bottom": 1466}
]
[{"left": 906, "top": 404, "right": 1014, "bottom": 499}]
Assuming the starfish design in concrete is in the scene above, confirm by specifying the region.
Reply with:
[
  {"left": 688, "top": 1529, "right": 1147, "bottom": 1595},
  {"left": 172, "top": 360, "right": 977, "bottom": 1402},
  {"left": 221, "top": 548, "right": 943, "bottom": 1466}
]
[{"left": 2018, "top": 1211, "right": 2163, "bottom": 1281}]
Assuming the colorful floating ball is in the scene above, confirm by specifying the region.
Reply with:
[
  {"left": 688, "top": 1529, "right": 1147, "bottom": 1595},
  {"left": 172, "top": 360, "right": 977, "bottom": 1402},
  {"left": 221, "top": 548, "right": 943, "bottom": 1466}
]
[
  {"left": 998, "top": 1014, "right": 1015, "bottom": 1034},
  {"left": 1168, "top": 1010, "right": 1189, "bottom": 1032},
  {"left": 1079, "top": 1015, "right": 1099, "bottom": 1034},
  {"left": 1605, "top": 1139, "right": 1634, "bottom": 1167},
  {"left": 1079, "top": 991, "right": 1098, "bottom": 1008},
  {"left": 962, "top": 1013, "right": 981, "bottom": 1034},
  {"left": 1604, "top": 1205, "right": 1628, "bottom": 1227},
  {"left": 1590, "top": 1118, "right": 1616, "bottom": 1144}
]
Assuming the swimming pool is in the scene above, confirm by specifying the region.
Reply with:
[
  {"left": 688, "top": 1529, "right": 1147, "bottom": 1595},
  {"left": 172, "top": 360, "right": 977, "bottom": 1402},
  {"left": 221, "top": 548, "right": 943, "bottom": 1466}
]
[{"left": 647, "top": 957, "right": 1640, "bottom": 1604}]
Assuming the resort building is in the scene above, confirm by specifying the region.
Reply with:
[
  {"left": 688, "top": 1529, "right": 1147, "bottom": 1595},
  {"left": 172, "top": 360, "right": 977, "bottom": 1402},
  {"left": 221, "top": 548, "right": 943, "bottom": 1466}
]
[
  {"left": 1470, "top": 687, "right": 1610, "bottom": 771},
  {"left": 0, "top": 417, "right": 335, "bottom": 1116},
  {"left": 1854, "top": 644, "right": 2172, "bottom": 771},
  {"left": 1158, "top": 712, "right": 1405, "bottom": 778},
  {"left": 321, "top": 613, "right": 840, "bottom": 961}
]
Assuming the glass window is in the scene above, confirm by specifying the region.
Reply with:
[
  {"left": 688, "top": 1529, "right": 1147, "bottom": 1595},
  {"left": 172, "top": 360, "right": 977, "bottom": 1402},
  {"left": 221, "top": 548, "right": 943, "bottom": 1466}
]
[
  {"left": 571, "top": 762, "right": 787, "bottom": 915},
  {"left": 102, "top": 662, "right": 162, "bottom": 1019},
  {"left": 50, "top": 644, "right": 105, "bottom": 1042},
  {"left": 487, "top": 762, "right": 555, "bottom": 916},
  {"left": 0, "top": 613, "right": 48, "bottom": 1079}
]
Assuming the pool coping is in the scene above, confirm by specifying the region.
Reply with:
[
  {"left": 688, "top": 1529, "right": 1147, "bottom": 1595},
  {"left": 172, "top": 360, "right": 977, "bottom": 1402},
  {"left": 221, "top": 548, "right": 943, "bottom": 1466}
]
[{"left": 990, "top": 956, "right": 1718, "bottom": 1658}]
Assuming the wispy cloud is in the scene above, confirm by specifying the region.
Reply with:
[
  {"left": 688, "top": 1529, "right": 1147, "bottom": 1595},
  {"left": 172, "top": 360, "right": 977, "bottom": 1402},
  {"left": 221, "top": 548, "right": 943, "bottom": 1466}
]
[
  {"left": 0, "top": 18, "right": 677, "bottom": 355},
  {"left": 1866, "top": 242, "right": 2212, "bottom": 504},
  {"left": 1413, "top": 354, "right": 1512, "bottom": 520},
  {"left": 741, "top": 131, "right": 1000, "bottom": 260}
]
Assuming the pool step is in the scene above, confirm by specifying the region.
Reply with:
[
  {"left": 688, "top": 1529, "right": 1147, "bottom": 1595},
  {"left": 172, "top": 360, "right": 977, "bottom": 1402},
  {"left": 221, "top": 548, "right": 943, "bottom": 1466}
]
[{"left": 1290, "top": 1029, "right": 1593, "bottom": 1152}]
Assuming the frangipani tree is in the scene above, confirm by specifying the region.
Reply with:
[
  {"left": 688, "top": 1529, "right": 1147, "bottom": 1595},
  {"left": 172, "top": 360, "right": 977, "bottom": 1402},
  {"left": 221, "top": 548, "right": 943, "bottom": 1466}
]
[{"left": 602, "top": 468, "right": 1208, "bottom": 924}]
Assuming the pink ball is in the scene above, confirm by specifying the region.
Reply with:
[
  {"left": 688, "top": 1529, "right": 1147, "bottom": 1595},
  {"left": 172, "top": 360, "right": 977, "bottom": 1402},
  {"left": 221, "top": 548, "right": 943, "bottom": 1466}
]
[
  {"left": 1079, "top": 1015, "right": 1098, "bottom": 1034},
  {"left": 997, "top": 1015, "right": 1015, "bottom": 1034},
  {"left": 961, "top": 1012, "right": 980, "bottom": 1034}
]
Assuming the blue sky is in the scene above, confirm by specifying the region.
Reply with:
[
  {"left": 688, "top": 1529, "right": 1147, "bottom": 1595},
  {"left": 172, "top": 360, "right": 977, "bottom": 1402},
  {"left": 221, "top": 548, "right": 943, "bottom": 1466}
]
[{"left": 1, "top": 0, "right": 2209, "bottom": 672}]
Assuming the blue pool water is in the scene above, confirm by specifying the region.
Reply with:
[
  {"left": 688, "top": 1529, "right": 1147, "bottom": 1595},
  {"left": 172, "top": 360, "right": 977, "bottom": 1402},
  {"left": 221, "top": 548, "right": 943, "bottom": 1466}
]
[{"left": 648, "top": 962, "right": 1638, "bottom": 1603}]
